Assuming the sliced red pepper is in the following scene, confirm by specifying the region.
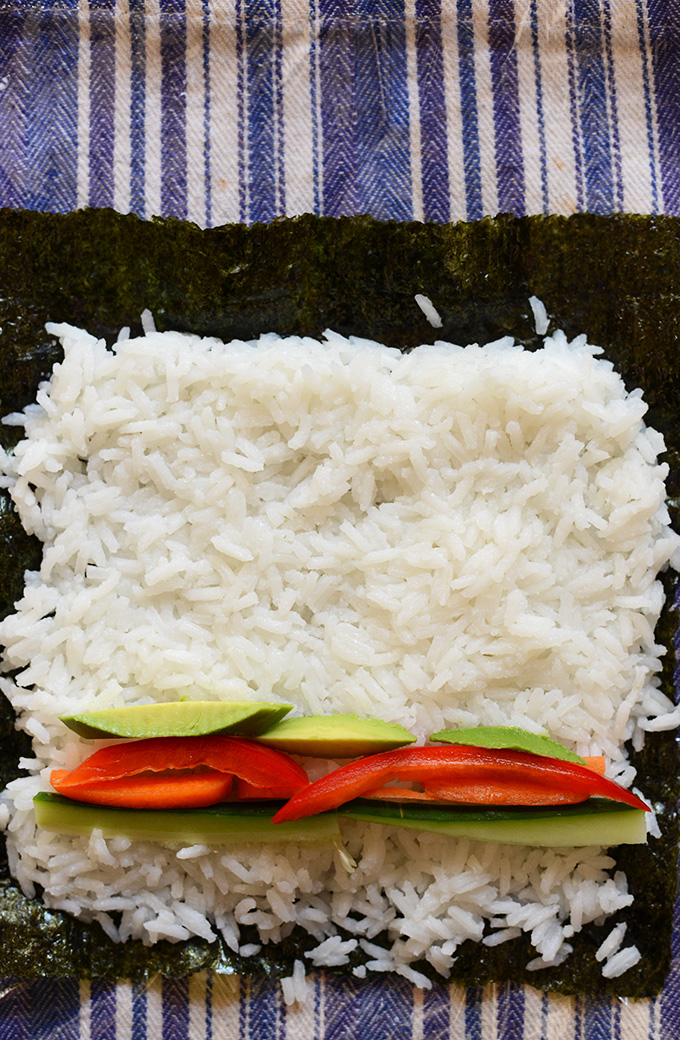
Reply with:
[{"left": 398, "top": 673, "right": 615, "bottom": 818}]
[
  {"left": 357, "top": 754, "right": 610, "bottom": 802},
  {"left": 50, "top": 735, "right": 309, "bottom": 809},
  {"left": 271, "top": 746, "right": 649, "bottom": 823}
]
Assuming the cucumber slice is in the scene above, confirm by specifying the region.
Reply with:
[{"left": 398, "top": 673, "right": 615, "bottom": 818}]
[
  {"left": 338, "top": 798, "right": 647, "bottom": 847},
  {"left": 255, "top": 713, "right": 416, "bottom": 756},
  {"left": 430, "top": 725, "right": 586, "bottom": 764},
  {"left": 34, "top": 793, "right": 341, "bottom": 845},
  {"left": 59, "top": 700, "right": 294, "bottom": 739}
]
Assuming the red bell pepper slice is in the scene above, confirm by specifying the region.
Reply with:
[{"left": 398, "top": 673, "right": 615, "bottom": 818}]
[
  {"left": 271, "top": 745, "right": 649, "bottom": 823},
  {"left": 50, "top": 735, "right": 309, "bottom": 809}
]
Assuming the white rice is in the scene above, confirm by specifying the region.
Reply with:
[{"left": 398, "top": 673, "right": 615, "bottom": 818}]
[
  {"left": 0, "top": 322, "right": 677, "bottom": 991},
  {"left": 414, "top": 294, "right": 443, "bottom": 328}
]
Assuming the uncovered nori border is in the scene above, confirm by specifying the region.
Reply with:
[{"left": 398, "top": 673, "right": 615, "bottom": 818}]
[{"left": 0, "top": 208, "right": 677, "bottom": 994}]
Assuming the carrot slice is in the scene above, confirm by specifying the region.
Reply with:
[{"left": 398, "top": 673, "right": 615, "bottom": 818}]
[{"left": 50, "top": 769, "right": 234, "bottom": 809}]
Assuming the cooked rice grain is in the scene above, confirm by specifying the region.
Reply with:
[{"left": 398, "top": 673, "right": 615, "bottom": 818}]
[{"left": 0, "top": 324, "right": 677, "bottom": 987}]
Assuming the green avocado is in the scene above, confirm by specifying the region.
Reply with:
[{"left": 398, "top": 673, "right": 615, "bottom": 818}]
[
  {"left": 255, "top": 713, "right": 416, "bottom": 757},
  {"left": 430, "top": 725, "right": 587, "bottom": 764},
  {"left": 59, "top": 700, "right": 294, "bottom": 739},
  {"left": 339, "top": 798, "right": 647, "bottom": 847},
  {"left": 33, "top": 793, "right": 341, "bottom": 845}
]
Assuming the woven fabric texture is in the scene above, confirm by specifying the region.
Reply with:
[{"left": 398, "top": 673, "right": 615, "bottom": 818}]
[{"left": 0, "top": 0, "right": 678, "bottom": 225}]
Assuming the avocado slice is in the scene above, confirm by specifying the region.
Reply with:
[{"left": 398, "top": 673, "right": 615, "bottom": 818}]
[
  {"left": 339, "top": 798, "right": 647, "bottom": 847},
  {"left": 255, "top": 713, "right": 416, "bottom": 757},
  {"left": 430, "top": 725, "right": 587, "bottom": 764},
  {"left": 33, "top": 792, "right": 341, "bottom": 844},
  {"left": 59, "top": 700, "right": 294, "bottom": 739}
]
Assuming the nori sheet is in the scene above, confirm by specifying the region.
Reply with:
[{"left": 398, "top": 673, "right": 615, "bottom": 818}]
[{"left": 0, "top": 208, "right": 677, "bottom": 995}]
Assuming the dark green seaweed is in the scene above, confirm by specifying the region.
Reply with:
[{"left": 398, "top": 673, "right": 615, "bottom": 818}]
[{"left": 0, "top": 209, "right": 677, "bottom": 995}]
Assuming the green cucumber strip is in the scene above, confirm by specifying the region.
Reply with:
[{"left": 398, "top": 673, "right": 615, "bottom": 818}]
[
  {"left": 430, "top": 725, "right": 587, "bottom": 764},
  {"left": 59, "top": 700, "right": 294, "bottom": 739},
  {"left": 338, "top": 798, "right": 648, "bottom": 847},
  {"left": 34, "top": 793, "right": 340, "bottom": 845}
]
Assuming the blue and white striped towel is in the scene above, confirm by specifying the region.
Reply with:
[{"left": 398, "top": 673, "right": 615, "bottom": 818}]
[
  {"left": 0, "top": 2, "right": 679, "bottom": 1039},
  {"left": 0, "top": 0, "right": 677, "bottom": 225},
  {"left": 2, "top": 969, "right": 680, "bottom": 1040}
]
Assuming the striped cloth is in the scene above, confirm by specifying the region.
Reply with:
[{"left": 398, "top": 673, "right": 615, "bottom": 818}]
[
  {"left": 0, "top": 2, "right": 680, "bottom": 1039},
  {"left": 0, "top": 0, "right": 678, "bottom": 224},
  {"left": 1, "top": 970, "right": 680, "bottom": 1040}
]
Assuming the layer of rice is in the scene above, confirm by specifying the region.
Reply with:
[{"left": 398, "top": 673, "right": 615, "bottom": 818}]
[{"left": 0, "top": 322, "right": 678, "bottom": 989}]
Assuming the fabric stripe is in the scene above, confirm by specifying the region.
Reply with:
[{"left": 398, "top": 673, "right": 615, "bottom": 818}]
[
  {"left": 315, "top": 971, "right": 324, "bottom": 1037},
  {"left": 130, "top": 981, "right": 147, "bottom": 1039},
  {"left": 613, "top": 998, "right": 622, "bottom": 1040},
  {"left": 144, "top": 0, "right": 163, "bottom": 216},
  {"left": 318, "top": 0, "right": 358, "bottom": 216},
  {"left": 646, "top": 0, "right": 680, "bottom": 216},
  {"left": 243, "top": 0, "right": 280, "bottom": 223},
  {"left": 308, "top": 0, "right": 321, "bottom": 213},
  {"left": 649, "top": 996, "right": 660, "bottom": 1040},
  {"left": 247, "top": 978, "right": 282, "bottom": 1040},
  {"left": 574, "top": 993, "right": 584, "bottom": 1040},
  {"left": 470, "top": 0, "right": 498, "bottom": 216},
  {"left": 128, "top": 0, "right": 146, "bottom": 216},
  {"left": 200, "top": 0, "right": 212, "bottom": 225},
  {"left": 620, "top": 998, "right": 653, "bottom": 1040},
  {"left": 162, "top": 978, "right": 190, "bottom": 1040},
  {"left": 89, "top": 0, "right": 116, "bottom": 208},
  {"left": 438, "top": 6, "right": 464, "bottom": 219},
  {"left": 403, "top": 0, "right": 424, "bottom": 220},
  {"left": 184, "top": 0, "right": 207, "bottom": 225},
  {"left": 584, "top": 995, "right": 612, "bottom": 1040},
  {"left": 564, "top": 1, "right": 585, "bottom": 212},
  {"left": 25, "top": 0, "right": 80, "bottom": 212},
  {"left": 26, "top": 980, "right": 81, "bottom": 1039},
  {"left": 521, "top": 986, "right": 546, "bottom": 1040},
  {"left": 497, "top": 982, "right": 525, "bottom": 1039},
  {"left": 207, "top": 1, "right": 238, "bottom": 225},
  {"left": 240, "top": 977, "right": 250, "bottom": 1039},
  {"left": 415, "top": 0, "right": 450, "bottom": 222},
  {"left": 111, "top": 982, "right": 130, "bottom": 1040},
  {"left": 528, "top": 0, "right": 548, "bottom": 212},
  {"left": 277, "top": 0, "right": 314, "bottom": 217},
  {"left": 323, "top": 976, "right": 413, "bottom": 1039},
  {"left": 479, "top": 984, "right": 496, "bottom": 1038},
  {"left": 160, "top": 0, "right": 188, "bottom": 218},
  {"left": 600, "top": 0, "right": 623, "bottom": 211},
  {"left": 487, "top": 0, "right": 525, "bottom": 216},
  {"left": 354, "top": 0, "right": 412, "bottom": 220},
  {"left": 465, "top": 986, "right": 483, "bottom": 1040},
  {"left": 512, "top": 0, "right": 542, "bottom": 215},
  {"left": 423, "top": 985, "right": 450, "bottom": 1040},
  {"left": 90, "top": 980, "right": 117, "bottom": 1040},
  {"left": 0, "top": 6, "right": 28, "bottom": 209},
  {"left": 572, "top": 0, "right": 615, "bottom": 214},
  {"left": 113, "top": 0, "right": 132, "bottom": 213},
  {"left": 634, "top": 0, "right": 660, "bottom": 213},
  {"left": 544, "top": 994, "right": 577, "bottom": 1040},
  {"left": 0, "top": 980, "right": 28, "bottom": 1040},
  {"left": 236, "top": 0, "right": 247, "bottom": 221},
  {"left": 455, "top": 0, "right": 483, "bottom": 220},
  {"left": 77, "top": 0, "right": 90, "bottom": 208},
  {"left": 274, "top": 0, "right": 286, "bottom": 214},
  {"left": 661, "top": 897, "right": 680, "bottom": 1040},
  {"left": 449, "top": 987, "right": 468, "bottom": 1037},
  {"left": 205, "top": 972, "right": 213, "bottom": 1040}
]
